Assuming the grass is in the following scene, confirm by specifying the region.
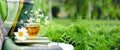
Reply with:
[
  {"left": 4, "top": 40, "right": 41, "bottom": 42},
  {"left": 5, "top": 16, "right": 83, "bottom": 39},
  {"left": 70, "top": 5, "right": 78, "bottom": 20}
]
[
  {"left": 53, "top": 18, "right": 120, "bottom": 25},
  {"left": 40, "top": 18, "right": 120, "bottom": 50},
  {"left": 53, "top": 18, "right": 72, "bottom": 25}
]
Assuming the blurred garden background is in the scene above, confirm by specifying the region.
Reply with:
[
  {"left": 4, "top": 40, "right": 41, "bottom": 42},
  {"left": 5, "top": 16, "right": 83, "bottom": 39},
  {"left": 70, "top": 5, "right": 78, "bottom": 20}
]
[{"left": 0, "top": 0, "right": 120, "bottom": 50}]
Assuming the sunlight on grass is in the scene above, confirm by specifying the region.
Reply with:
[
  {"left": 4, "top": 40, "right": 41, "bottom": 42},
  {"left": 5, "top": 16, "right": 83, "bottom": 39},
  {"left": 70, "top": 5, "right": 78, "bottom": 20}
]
[{"left": 43, "top": 19, "right": 120, "bottom": 50}]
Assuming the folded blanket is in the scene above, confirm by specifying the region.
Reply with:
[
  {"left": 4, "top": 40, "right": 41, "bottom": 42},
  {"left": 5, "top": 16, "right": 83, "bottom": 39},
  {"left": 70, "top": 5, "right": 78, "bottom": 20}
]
[
  {"left": 0, "top": 29, "right": 3, "bottom": 40},
  {"left": 0, "top": 29, "right": 3, "bottom": 50},
  {"left": 0, "top": 16, "right": 8, "bottom": 37},
  {"left": 0, "top": 15, "right": 8, "bottom": 50}
]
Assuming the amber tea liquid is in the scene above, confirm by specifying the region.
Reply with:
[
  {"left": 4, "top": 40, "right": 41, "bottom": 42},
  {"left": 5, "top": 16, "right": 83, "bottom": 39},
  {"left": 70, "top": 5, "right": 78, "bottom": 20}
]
[{"left": 25, "top": 26, "right": 40, "bottom": 37}]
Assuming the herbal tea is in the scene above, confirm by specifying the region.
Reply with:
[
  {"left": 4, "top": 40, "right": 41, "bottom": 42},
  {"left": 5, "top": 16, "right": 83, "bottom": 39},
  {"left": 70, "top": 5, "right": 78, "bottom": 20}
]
[{"left": 25, "top": 26, "right": 40, "bottom": 37}]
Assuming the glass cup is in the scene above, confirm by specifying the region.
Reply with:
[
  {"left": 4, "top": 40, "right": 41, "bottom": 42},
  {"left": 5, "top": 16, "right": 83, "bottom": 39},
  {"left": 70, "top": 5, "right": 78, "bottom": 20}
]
[{"left": 24, "top": 23, "right": 40, "bottom": 38}]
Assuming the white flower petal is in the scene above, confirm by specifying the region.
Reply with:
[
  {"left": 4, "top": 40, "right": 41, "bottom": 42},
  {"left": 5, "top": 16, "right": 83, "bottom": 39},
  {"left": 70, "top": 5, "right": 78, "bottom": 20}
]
[
  {"left": 25, "top": 11, "right": 28, "bottom": 14},
  {"left": 14, "top": 32, "right": 18, "bottom": 36},
  {"left": 38, "top": 9, "right": 41, "bottom": 12},
  {"left": 45, "top": 21, "right": 49, "bottom": 25},
  {"left": 20, "top": 20, "right": 23, "bottom": 23},
  {"left": 17, "top": 37, "right": 27, "bottom": 41},
  {"left": 31, "top": 10, "right": 33, "bottom": 12},
  {"left": 14, "top": 27, "right": 28, "bottom": 41},
  {"left": 35, "top": 11, "right": 39, "bottom": 15},
  {"left": 36, "top": 18, "right": 40, "bottom": 22}
]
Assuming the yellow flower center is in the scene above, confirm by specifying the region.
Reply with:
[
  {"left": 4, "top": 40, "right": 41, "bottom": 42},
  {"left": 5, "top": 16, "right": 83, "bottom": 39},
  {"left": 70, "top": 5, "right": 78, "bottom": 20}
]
[{"left": 18, "top": 32, "right": 24, "bottom": 37}]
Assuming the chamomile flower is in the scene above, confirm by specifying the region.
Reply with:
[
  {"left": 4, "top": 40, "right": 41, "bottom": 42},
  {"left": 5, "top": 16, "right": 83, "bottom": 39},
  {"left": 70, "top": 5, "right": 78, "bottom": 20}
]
[
  {"left": 44, "top": 16, "right": 49, "bottom": 25},
  {"left": 14, "top": 27, "right": 28, "bottom": 41},
  {"left": 28, "top": 17, "right": 34, "bottom": 23},
  {"left": 24, "top": 9, "right": 48, "bottom": 25},
  {"left": 45, "top": 20, "right": 49, "bottom": 25},
  {"left": 41, "top": 14, "right": 44, "bottom": 18},
  {"left": 35, "top": 11, "right": 39, "bottom": 15},
  {"left": 45, "top": 16, "right": 48, "bottom": 21},
  {"left": 38, "top": 8, "right": 41, "bottom": 12},
  {"left": 20, "top": 20, "right": 23, "bottom": 23},
  {"left": 25, "top": 11, "right": 28, "bottom": 14},
  {"left": 36, "top": 18, "right": 41, "bottom": 22},
  {"left": 37, "top": 14, "right": 42, "bottom": 17},
  {"left": 30, "top": 10, "right": 33, "bottom": 12}
]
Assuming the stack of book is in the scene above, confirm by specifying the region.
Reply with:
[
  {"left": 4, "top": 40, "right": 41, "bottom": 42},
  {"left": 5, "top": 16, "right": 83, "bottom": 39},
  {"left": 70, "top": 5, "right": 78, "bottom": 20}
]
[{"left": 15, "top": 37, "right": 50, "bottom": 46}]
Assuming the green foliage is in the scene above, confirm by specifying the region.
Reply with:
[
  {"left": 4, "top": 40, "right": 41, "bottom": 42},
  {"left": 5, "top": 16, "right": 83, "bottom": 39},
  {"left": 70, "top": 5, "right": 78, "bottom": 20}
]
[
  {"left": 62, "top": 0, "right": 120, "bottom": 20},
  {"left": 64, "top": 0, "right": 89, "bottom": 19},
  {"left": 33, "top": 0, "right": 49, "bottom": 15},
  {"left": 0, "top": 0, "right": 7, "bottom": 21},
  {"left": 42, "top": 20, "right": 120, "bottom": 50}
]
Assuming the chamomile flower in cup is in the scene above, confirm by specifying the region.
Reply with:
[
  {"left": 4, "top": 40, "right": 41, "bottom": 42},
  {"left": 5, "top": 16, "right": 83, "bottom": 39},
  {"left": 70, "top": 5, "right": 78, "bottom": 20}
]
[
  {"left": 24, "top": 23, "right": 40, "bottom": 38},
  {"left": 19, "top": 8, "right": 49, "bottom": 38}
]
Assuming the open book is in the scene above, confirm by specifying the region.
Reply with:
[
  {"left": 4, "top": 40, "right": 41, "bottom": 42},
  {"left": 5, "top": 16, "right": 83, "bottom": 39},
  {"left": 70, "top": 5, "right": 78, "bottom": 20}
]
[{"left": 15, "top": 37, "right": 50, "bottom": 46}]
